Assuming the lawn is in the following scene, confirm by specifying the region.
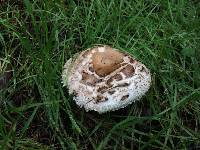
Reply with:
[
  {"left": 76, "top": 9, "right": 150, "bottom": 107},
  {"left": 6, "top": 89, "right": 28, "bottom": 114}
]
[{"left": 0, "top": 0, "right": 200, "bottom": 149}]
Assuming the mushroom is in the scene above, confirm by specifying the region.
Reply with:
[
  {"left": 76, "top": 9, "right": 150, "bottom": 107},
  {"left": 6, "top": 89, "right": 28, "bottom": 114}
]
[{"left": 62, "top": 45, "right": 151, "bottom": 113}]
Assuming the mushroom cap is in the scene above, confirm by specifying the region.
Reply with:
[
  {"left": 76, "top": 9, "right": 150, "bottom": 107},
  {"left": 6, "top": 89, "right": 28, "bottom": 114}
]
[{"left": 62, "top": 45, "right": 151, "bottom": 113}]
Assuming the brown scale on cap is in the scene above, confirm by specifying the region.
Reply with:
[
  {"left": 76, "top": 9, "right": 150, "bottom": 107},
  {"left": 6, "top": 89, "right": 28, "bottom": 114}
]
[
  {"left": 81, "top": 71, "right": 100, "bottom": 86},
  {"left": 106, "top": 73, "right": 123, "bottom": 87},
  {"left": 114, "top": 83, "right": 129, "bottom": 88},
  {"left": 108, "top": 90, "right": 115, "bottom": 95},
  {"left": 106, "top": 79, "right": 113, "bottom": 87},
  {"left": 139, "top": 66, "right": 149, "bottom": 74},
  {"left": 112, "top": 73, "right": 123, "bottom": 81},
  {"left": 92, "top": 46, "right": 124, "bottom": 77},
  {"left": 96, "top": 95, "right": 103, "bottom": 102},
  {"left": 96, "top": 95, "right": 108, "bottom": 103},
  {"left": 121, "top": 95, "right": 129, "bottom": 101},
  {"left": 97, "top": 86, "right": 109, "bottom": 94},
  {"left": 88, "top": 66, "right": 94, "bottom": 72},
  {"left": 130, "top": 57, "right": 136, "bottom": 64},
  {"left": 121, "top": 64, "right": 135, "bottom": 78}
]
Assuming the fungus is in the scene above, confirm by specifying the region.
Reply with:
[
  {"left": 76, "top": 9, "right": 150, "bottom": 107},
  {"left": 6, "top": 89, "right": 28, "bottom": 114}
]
[{"left": 62, "top": 45, "right": 151, "bottom": 113}]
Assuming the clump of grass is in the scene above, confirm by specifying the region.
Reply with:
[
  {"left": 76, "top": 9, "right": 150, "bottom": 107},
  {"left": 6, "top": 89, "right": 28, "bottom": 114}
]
[{"left": 0, "top": 0, "right": 200, "bottom": 149}]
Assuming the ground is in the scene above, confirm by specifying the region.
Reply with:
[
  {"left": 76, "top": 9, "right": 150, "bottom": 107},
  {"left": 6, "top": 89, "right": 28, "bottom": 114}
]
[{"left": 0, "top": 0, "right": 200, "bottom": 149}]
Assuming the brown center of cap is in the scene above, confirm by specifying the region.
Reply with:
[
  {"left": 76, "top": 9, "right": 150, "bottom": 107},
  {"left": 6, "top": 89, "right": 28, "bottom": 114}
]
[{"left": 92, "top": 47, "right": 124, "bottom": 77}]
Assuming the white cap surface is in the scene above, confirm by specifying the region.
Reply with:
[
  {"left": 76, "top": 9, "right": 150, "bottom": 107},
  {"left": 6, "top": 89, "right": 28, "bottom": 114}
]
[{"left": 62, "top": 45, "right": 151, "bottom": 113}]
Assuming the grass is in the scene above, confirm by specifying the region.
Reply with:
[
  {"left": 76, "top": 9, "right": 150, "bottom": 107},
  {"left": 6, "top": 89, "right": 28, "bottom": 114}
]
[{"left": 0, "top": 0, "right": 200, "bottom": 149}]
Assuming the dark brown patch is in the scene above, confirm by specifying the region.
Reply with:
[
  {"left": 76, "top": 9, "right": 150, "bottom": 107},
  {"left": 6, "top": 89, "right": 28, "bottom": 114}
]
[
  {"left": 108, "top": 90, "right": 115, "bottom": 95},
  {"left": 106, "top": 73, "right": 123, "bottom": 87},
  {"left": 140, "top": 66, "right": 148, "bottom": 74},
  {"left": 97, "top": 79, "right": 103, "bottom": 83},
  {"left": 121, "top": 95, "right": 129, "bottom": 101},
  {"left": 96, "top": 95, "right": 108, "bottom": 103},
  {"left": 115, "top": 83, "right": 129, "bottom": 88},
  {"left": 96, "top": 95, "right": 103, "bottom": 102},
  {"left": 97, "top": 86, "right": 109, "bottom": 94},
  {"left": 106, "top": 78, "right": 113, "bottom": 87},
  {"left": 121, "top": 65, "right": 135, "bottom": 78},
  {"left": 82, "top": 71, "right": 89, "bottom": 78},
  {"left": 81, "top": 71, "right": 100, "bottom": 86},
  {"left": 130, "top": 58, "right": 136, "bottom": 64},
  {"left": 112, "top": 74, "right": 123, "bottom": 81},
  {"left": 88, "top": 66, "right": 94, "bottom": 72}
]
